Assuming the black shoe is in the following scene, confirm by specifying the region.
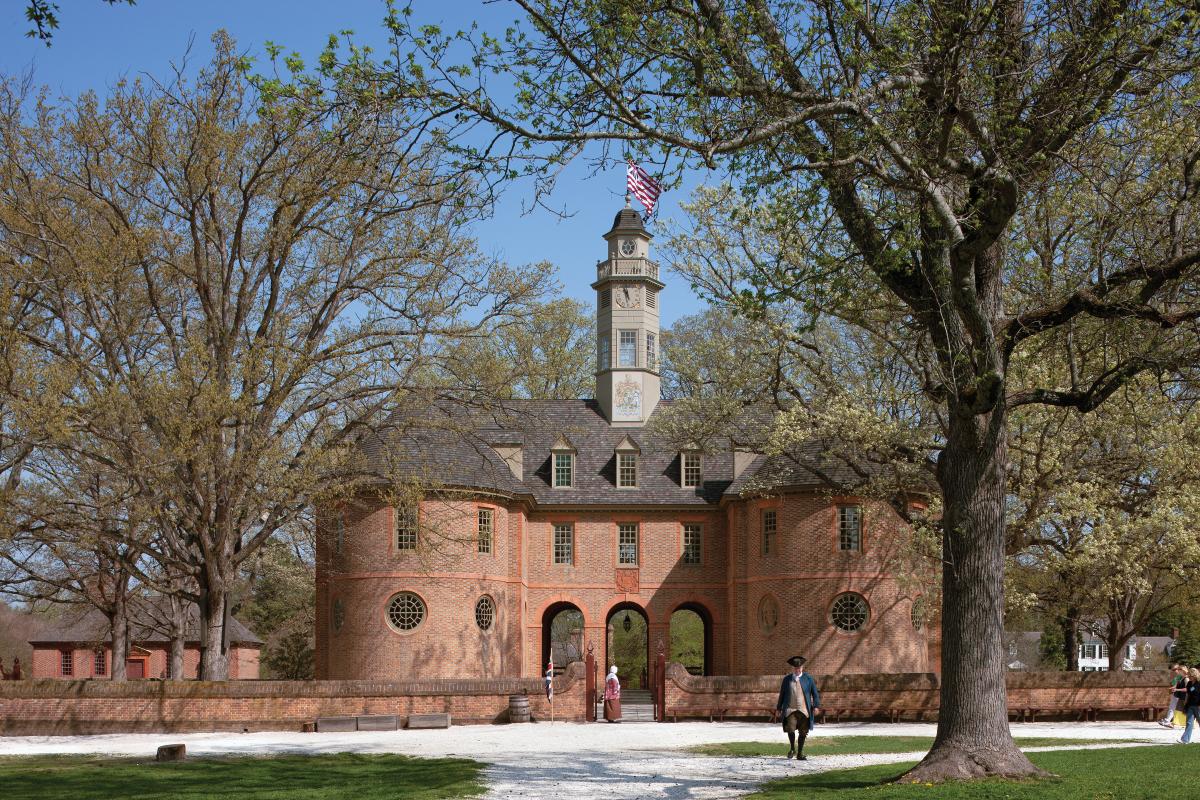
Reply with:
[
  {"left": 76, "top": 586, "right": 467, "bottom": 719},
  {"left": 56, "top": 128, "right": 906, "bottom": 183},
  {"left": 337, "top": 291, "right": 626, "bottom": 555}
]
[
  {"left": 786, "top": 748, "right": 795, "bottom": 759},
  {"left": 797, "top": 754, "right": 807, "bottom": 761}
]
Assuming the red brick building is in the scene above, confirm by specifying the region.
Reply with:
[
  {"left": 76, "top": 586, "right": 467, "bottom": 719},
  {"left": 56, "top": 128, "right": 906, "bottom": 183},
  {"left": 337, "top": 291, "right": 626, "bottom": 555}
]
[
  {"left": 316, "top": 207, "right": 933, "bottom": 681},
  {"left": 29, "top": 605, "right": 261, "bottom": 680}
]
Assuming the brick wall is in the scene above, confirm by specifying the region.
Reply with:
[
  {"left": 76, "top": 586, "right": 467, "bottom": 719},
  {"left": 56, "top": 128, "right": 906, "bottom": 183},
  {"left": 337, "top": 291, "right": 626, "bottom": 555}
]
[
  {"left": 0, "top": 662, "right": 588, "bottom": 736},
  {"left": 316, "top": 489, "right": 930, "bottom": 681},
  {"left": 728, "top": 496, "right": 930, "bottom": 676},
  {"left": 663, "top": 663, "right": 1173, "bottom": 721}
]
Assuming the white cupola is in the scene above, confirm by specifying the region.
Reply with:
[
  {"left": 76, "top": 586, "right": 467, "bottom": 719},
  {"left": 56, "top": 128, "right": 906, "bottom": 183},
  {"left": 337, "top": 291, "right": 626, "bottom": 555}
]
[{"left": 594, "top": 204, "right": 663, "bottom": 424}]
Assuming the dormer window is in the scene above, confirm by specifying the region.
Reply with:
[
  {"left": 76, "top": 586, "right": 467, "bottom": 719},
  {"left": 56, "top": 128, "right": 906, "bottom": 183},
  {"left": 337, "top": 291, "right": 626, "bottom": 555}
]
[
  {"left": 551, "top": 435, "right": 576, "bottom": 488},
  {"left": 681, "top": 452, "right": 702, "bottom": 488},
  {"left": 553, "top": 452, "right": 574, "bottom": 488},
  {"left": 615, "top": 435, "right": 639, "bottom": 488},
  {"left": 617, "top": 453, "right": 638, "bottom": 487}
]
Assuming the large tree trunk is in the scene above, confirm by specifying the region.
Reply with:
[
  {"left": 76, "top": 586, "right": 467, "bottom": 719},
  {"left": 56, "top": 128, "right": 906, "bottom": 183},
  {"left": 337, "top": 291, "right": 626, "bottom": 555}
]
[
  {"left": 109, "top": 592, "right": 129, "bottom": 682},
  {"left": 901, "top": 405, "right": 1047, "bottom": 781},
  {"left": 1063, "top": 612, "right": 1080, "bottom": 672},
  {"left": 197, "top": 582, "right": 229, "bottom": 681},
  {"left": 1104, "top": 629, "right": 1134, "bottom": 672},
  {"left": 168, "top": 594, "right": 186, "bottom": 680}
]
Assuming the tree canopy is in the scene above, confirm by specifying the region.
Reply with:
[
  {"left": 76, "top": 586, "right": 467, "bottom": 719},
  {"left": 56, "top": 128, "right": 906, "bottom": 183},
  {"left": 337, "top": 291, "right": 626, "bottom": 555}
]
[{"left": 316, "top": 0, "right": 1200, "bottom": 780}]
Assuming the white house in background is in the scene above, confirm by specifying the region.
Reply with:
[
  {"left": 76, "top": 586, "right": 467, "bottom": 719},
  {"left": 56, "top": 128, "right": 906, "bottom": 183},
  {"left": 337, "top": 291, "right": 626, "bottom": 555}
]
[
  {"left": 1005, "top": 630, "right": 1174, "bottom": 671},
  {"left": 1077, "top": 635, "right": 1174, "bottom": 671}
]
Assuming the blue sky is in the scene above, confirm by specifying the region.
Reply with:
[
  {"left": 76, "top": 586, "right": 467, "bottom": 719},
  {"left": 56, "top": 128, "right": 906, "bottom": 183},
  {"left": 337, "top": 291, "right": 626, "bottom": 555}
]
[{"left": 0, "top": 0, "right": 709, "bottom": 326}]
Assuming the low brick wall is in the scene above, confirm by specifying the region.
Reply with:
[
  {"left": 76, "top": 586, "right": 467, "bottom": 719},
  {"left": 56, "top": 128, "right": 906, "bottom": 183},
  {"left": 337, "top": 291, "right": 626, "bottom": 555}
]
[
  {"left": 663, "top": 664, "right": 1172, "bottom": 722},
  {"left": 0, "top": 662, "right": 586, "bottom": 736}
]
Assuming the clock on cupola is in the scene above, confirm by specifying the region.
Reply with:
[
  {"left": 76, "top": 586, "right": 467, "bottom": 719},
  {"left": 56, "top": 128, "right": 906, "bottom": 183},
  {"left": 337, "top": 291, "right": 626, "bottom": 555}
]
[{"left": 594, "top": 204, "right": 663, "bottom": 425}]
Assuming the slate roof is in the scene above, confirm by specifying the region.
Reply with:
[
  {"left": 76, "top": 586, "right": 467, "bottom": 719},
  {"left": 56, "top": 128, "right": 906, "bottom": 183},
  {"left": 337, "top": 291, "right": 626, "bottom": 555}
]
[
  {"left": 724, "top": 444, "right": 887, "bottom": 495},
  {"left": 357, "top": 396, "right": 921, "bottom": 508},
  {"left": 365, "top": 399, "right": 733, "bottom": 506},
  {"left": 29, "top": 601, "right": 262, "bottom": 646},
  {"left": 609, "top": 207, "right": 649, "bottom": 235}
]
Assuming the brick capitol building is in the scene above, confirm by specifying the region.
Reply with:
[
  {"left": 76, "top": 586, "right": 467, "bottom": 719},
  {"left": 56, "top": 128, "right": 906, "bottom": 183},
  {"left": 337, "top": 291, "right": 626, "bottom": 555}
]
[{"left": 315, "top": 206, "right": 935, "bottom": 683}]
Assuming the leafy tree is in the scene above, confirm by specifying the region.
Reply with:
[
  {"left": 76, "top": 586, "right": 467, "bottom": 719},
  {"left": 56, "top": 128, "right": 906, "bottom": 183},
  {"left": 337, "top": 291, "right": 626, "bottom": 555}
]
[
  {"left": 439, "top": 297, "right": 595, "bottom": 400},
  {"left": 0, "top": 34, "right": 548, "bottom": 679},
  {"left": 1007, "top": 381, "right": 1200, "bottom": 670},
  {"left": 331, "top": 1, "right": 1200, "bottom": 779},
  {"left": 240, "top": 535, "right": 315, "bottom": 680},
  {"left": 22, "top": 0, "right": 135, "bottom": 44},
  {"left": 1037, "top": 623, "right": 1067, "bottom": 672}
]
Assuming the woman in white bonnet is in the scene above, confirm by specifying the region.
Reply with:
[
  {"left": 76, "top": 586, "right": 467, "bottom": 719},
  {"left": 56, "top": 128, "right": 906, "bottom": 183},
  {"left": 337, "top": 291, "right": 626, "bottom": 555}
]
[{"left": 603, "top": 664, "right": 622, "bottom": 722}]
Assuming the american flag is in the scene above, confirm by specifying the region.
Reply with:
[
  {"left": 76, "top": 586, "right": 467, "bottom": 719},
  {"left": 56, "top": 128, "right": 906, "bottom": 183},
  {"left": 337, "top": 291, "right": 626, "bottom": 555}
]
[{"left": 626, "top": 161, "right": 663, "bottom": 218}]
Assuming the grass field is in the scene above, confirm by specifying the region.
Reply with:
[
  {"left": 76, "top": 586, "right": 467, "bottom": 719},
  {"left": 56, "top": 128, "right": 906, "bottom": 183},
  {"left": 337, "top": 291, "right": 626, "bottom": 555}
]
[
  {"left": 0, "top": 753, "right": 485, "bottom": 800},
  {"left": 686, "top": 735, "right": 1144, "bottom": 757},
  {"left": 748, "top": 744, "right": 1197, "bottom": 799}
]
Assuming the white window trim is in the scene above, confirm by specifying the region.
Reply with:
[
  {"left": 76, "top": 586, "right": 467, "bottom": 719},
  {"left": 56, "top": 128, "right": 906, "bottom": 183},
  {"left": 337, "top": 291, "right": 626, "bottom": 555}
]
[
  {"left": 618, "top": 329, "right": 638, "bottom": 367},
  {"left": 618, "top": 522, "right": 639, "bottom": 566},
  {"left": 477, "top": 507, "right": 494, "bottom": 555},
  {"left": 552, "top": 451, "right": 575, "bottom": 488},
  {"left": 682, "top": 523, "right": 702, "bottom": 565},
  {"left": 617, "top": 452, "right": 638, "bottom": 488},
  {"left": 395, "top": 504, "right": 418, "bottom": 551},
  {"left": 553, "top": 522, "right": 574, "bottom": 565},
  {"left": 681, "top": 451, "right": 702, "bottom": 488}
]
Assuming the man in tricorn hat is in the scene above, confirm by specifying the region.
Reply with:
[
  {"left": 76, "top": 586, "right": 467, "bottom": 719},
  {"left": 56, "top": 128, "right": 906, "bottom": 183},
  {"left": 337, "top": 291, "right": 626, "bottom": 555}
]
[{"left": 776, "top": 655, "right": 821, "bottom": 760}]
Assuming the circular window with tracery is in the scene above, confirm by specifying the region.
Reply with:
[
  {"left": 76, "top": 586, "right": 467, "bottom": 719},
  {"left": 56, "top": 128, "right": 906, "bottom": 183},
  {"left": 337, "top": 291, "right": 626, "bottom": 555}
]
[
  {"left": 830, "top": 592, "right": 869, "bottom": 633},
  {"left": 758, "top": 595, "right": 780, "bottom": 633},
  {"left": 910, "top": 596, "right": 926, "bottom": 631},
  {"left": 475, "top": 595, "right": 495, "bottom": 631},
  {"left": 386, "top": 592, "right": 426, "bottom": 632}
]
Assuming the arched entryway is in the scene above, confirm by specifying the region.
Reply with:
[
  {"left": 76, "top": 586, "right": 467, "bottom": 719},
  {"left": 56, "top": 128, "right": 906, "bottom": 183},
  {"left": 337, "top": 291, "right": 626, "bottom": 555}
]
[
  {"left": 541, "top": 602, "right": 584, "bottom": 674},
  {"left": 606, "top": 602, "right": 649, "bottom": 689},
  {"left": 670, "top": 603, "right": 712, "bottom": 676}
]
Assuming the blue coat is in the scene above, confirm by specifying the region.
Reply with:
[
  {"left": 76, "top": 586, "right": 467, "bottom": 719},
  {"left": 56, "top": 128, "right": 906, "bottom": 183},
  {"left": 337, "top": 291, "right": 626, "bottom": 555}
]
[{"left": 776, "top": 672, "right": 821, "bottom": 730}]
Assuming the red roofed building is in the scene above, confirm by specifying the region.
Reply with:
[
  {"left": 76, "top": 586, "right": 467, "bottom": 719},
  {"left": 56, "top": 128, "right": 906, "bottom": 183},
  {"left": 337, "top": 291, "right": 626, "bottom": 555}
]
[{"left": 28, "top": 603, "right": 261, "bottom": 680}]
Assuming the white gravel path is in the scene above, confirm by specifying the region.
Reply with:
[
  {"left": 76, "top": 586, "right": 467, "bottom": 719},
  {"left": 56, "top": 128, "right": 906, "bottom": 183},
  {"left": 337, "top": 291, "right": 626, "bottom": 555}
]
[{"left": 0, "top": 720, "right": 1180, "bottom": 799}]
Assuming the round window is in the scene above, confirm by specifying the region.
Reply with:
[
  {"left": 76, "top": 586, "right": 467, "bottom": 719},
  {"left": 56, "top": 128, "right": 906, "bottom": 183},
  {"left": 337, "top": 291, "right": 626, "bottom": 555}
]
[
  {"left": 386, "top": 592, "right": 426, "bottom": 632},
  {"left": 475, "top": 595, "right": 495, "bottom": 631},
  {"left": 910, "top": 596, "right": 925, "bottom": 631},
  {"left": 758, "top": 595, "right": 780, "bottom": 633},
  {"left": 830, "top": 592, "right": 869, "bottom": 632}
]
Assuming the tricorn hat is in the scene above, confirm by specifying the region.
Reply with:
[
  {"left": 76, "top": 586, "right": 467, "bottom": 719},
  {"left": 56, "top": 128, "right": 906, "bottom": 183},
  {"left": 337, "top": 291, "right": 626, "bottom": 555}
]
[{"left": 786, "top": 655, "right": 807, "bottom": 667}]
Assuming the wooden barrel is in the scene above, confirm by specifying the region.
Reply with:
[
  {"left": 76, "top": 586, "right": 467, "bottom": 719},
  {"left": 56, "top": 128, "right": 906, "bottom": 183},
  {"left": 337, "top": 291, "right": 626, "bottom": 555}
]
[{"left": 509, "top": 694, "right": 531, "bottom": 723}]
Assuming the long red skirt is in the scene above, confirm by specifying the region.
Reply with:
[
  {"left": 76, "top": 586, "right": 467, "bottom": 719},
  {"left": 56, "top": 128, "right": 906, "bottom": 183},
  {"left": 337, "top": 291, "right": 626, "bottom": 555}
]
[{"left": 604, "top": 698, "right": 622, "bottom": 721}]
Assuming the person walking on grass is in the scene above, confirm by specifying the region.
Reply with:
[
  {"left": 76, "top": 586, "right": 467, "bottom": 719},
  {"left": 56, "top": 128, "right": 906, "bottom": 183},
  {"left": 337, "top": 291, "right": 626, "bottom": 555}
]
[
  {"left": 776, "top": 655, "right": 821, "bottom": 760},
  {"left": 1160, "top": 664, "right": 1187, "bottom": 728},
  {"left": 1178, "top": 667, "right": 1200, "bottom": 743}
]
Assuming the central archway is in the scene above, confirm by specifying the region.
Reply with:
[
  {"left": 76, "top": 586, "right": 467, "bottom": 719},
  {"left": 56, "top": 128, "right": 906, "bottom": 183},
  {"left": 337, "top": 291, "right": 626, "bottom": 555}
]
[{"left": 605, "top": 602, "right": 649, "bottom": 689}]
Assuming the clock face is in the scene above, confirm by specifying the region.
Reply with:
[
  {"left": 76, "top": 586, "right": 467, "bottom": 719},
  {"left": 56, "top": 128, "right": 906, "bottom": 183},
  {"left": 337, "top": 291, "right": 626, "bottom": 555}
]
[
  {"left": 615, "top": 285, "right": 639, "bottom": 309},
  {"left": 620, "top": 239, "right": 636, "bottom": 257}
]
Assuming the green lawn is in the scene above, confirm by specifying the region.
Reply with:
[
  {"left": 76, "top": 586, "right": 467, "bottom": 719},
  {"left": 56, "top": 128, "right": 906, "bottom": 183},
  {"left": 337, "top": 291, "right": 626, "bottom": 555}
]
[
  {"left": 749, "top": 744, "right": 1197, "bottom": 799},
  {"left": 0, "top": 753, "right": 485, "bottom": 800},
  {"left": 687, "top": 736, "right": 1142, "bottom": 757}
]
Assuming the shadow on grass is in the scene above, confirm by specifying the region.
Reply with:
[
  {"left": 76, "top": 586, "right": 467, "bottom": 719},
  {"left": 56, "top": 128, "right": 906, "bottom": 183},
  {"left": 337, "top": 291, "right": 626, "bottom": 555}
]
[
  {"left": 750, "top": 745, "right": 1195, "bottom": 799},
  {"left": 0, "top": 753, "right": 485, "bottom": 800}
]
